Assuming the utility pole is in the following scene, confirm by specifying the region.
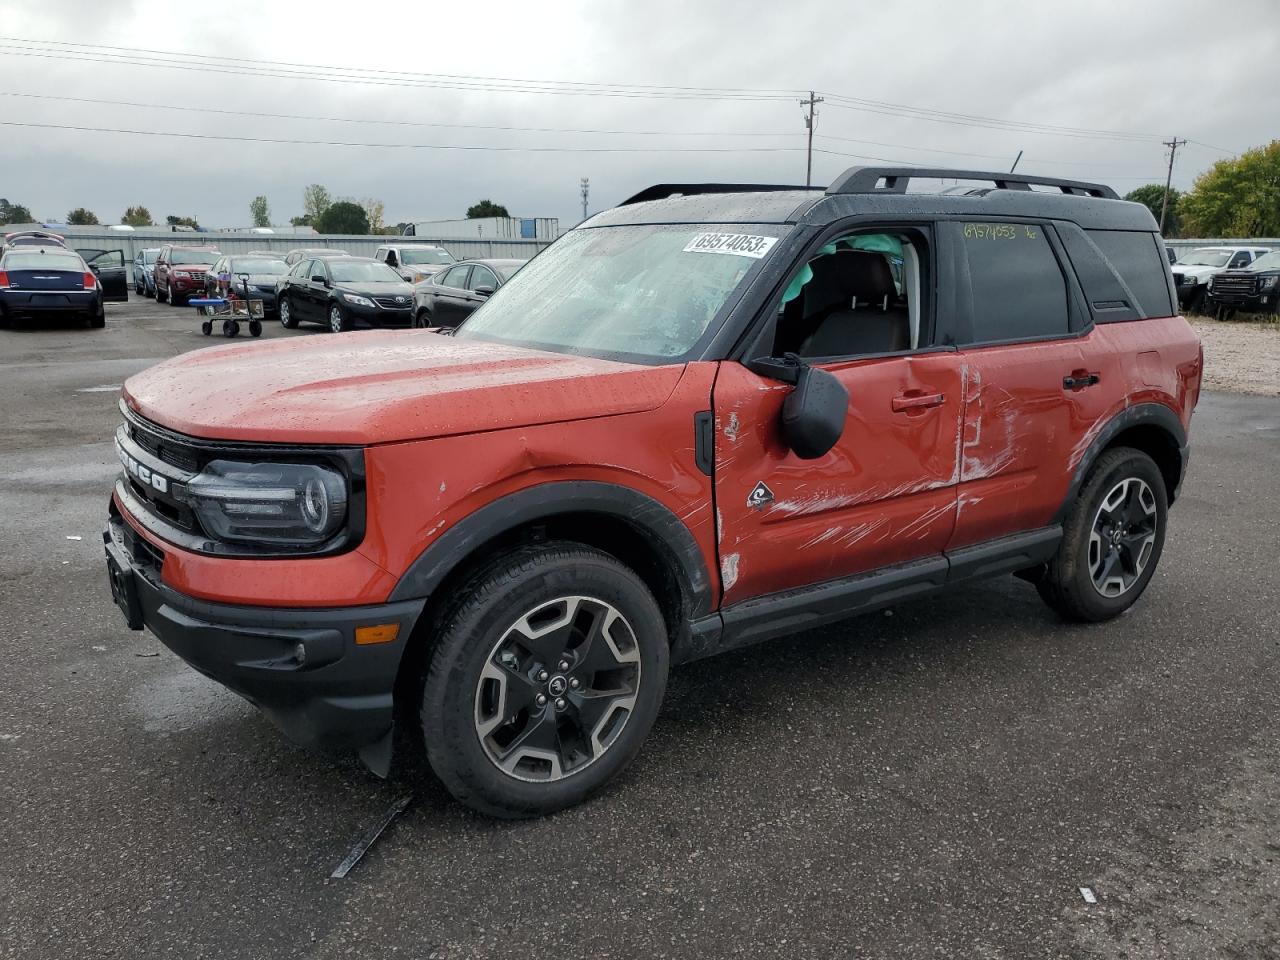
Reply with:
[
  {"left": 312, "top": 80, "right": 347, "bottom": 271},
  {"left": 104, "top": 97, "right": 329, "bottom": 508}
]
[
  {"left": 580, "top": 178, "right": 590, "bottom": 222},
  {"left": 1159, "top": 136, "right": 1187, "bottom": 232},
  {"left": 800, "top": 91, "right": 824, "bottom": 187}
]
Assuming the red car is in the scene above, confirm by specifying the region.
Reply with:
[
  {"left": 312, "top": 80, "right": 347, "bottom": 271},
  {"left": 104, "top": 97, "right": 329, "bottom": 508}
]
[
  {"left": 153, "top": 244, "right": 220, "bottom": 305},
  {"left": 104, "top": 166, "right": 1202, "bottom": 818}
]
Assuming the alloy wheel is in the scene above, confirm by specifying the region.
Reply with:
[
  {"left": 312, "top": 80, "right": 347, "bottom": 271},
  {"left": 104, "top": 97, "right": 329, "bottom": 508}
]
[
  {"left": 474, "top": 595, "right": 641, "bottom": 783},
  {"left": 1088, "top": 476, "right": 1158, "bottom": 598},
  {"left": 279, "top": 298, "right": 291, "bottom": 327},
  {"left": 329, "top": 305, "right": 343, "bottom": 333}
]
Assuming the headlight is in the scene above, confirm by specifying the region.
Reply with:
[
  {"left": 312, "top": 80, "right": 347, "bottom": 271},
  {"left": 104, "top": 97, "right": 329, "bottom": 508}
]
[
  {"left": 1260, "top": 276, "right": 1278, "bottom": 290},
  {"left": 411, "top": 271, "right": 427, "bottom": 283},
  {"left": 174, "top": 270, "right": 192, "bottom": 278},
  {"left": 342, "top": 293, "right": 374, "bottom": 307},
  {"left": 184, "top": 460, "right": 348, "bottom": 546}
]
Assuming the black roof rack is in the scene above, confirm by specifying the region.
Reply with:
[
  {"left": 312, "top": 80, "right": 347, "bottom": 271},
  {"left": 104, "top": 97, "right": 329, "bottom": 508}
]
[
  {"left": 827, "top": 166, "right": 1119, "bottom": 200},
  {"left": 621, "top": 183, "right": 817, "bottom": 206}
]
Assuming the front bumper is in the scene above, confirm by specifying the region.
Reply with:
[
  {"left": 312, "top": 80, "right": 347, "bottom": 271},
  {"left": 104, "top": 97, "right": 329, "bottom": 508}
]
[
  {"left": 344, "top": 301, "right": 414, "bottom": 328},
  {"left": 1207, "top": 288, "right": 1277, "bottom": 309},
  {"left": 103, "top": 511, "right": 425, "bottom": 765}
]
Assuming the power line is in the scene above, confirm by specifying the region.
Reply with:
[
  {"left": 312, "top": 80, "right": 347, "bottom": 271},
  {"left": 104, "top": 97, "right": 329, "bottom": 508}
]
[
  {"left": 0, "top": 90, "right": 798, "bottom": 139},
  {"left": 0, "top": 118, "right": 810, "bottom": 153}
]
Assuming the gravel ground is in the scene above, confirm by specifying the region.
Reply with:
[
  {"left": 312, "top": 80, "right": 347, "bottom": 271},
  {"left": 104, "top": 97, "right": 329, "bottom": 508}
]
[{"left": 1189, "top": 317, "right": 1280, "bottom": 396}]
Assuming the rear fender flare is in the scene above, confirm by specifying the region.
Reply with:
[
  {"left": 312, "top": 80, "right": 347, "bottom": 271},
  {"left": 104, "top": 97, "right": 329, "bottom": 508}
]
[{"left": 1055, "top": 402, "right": 1187, "bottom": 524}]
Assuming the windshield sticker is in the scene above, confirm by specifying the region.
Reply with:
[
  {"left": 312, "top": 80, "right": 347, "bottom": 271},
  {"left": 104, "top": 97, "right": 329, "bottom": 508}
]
[{"left": 683, "top": 233, "right": 778, "bottom": 259}]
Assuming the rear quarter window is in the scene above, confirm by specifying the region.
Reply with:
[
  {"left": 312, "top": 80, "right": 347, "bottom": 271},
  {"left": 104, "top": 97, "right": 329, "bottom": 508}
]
[{"left": 1085, "top": 230, "right": 1174, "bottom": 318}]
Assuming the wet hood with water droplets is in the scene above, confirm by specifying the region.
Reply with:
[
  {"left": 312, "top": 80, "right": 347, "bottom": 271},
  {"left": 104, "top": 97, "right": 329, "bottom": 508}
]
[{"left": 123, "top": 331, "right": 686, "bottom": 445}]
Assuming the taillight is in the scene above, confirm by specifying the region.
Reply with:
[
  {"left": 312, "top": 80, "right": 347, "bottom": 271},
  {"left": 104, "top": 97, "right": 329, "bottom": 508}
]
[
  {"left": 83, "top": 271, "right": 97, "bottom": 289},
  {"left": 0, "top": 271, "right": 9, "bottom": 288}
]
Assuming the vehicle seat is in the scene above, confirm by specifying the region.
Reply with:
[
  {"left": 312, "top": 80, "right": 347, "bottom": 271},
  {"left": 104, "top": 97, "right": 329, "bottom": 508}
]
[{"left": 796, "top": 250, "right": 910, "bottom": 357}]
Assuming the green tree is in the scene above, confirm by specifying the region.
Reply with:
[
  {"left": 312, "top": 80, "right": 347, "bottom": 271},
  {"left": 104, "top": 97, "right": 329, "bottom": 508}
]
[
  {"left": 249, "top": 195, "right": 271, "bottom": 228},
  {"left": 1180, "top": 140, "right": 1280, "bottom": 237},
  {"left": 290, "top": 215, "right": 312, "bottom": 227},
  {"left": 303, "top": 184, "right": 332, "bottom": 223},
  {"left": 1123, "top": 184, "right": 1182, "bottom": 236},
  {"left": 0, "top": 198, "right": 34, "bottom": 224},
  {"left": 466, "top": 199, "right": 510, "bottom": 219},
  {"left": 66, "top": 207, "right": 100, "bottom": 225},
  {"left": 121, "top": 205, "right": 153, "bottom": 227},
  {"left": 315, "top": 200, "right": 369, "bottom": 235},
  {"left": 166, "top": 215, "right": 200, "bottom": 230}
]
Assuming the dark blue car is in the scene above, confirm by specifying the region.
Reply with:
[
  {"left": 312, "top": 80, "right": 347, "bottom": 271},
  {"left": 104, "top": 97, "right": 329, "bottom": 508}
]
[{"left": 0, "top": 246, "right": 108, "bottom": 328}]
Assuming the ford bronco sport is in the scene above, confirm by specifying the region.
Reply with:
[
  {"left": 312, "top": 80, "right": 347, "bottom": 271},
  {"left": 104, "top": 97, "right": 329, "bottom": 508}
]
[{"left": 104, "top": 167, "right": 1202, "bottom": 818}]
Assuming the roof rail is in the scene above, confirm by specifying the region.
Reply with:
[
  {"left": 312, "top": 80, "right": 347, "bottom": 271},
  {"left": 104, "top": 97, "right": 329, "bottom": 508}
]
[
  {"left": 826, "top": 166, "right": 1119, "bottom": 200},
  {"left": 621, "top": 183, "right": 818, "bottom": 206}
]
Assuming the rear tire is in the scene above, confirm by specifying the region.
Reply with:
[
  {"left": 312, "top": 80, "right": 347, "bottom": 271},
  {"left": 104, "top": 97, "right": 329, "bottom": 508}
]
[
  {"left": 279, "top": 296, "right": 297, "bottom": 329},
  {"left": 420, "top": 543, "right": 669, "bottom": 819},
  {"left": 413, "top": 308, "right": 432, "bottom": 329},
  {"left": 1037, "top": 447, "right": 1168, "bottom": 622}
]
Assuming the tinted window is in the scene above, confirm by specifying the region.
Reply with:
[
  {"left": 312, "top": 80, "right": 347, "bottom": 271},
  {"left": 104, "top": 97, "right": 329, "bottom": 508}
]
[
  {"left": 1085, "top": 230, "right": 1173, "bottom": 319},
  {"left": 1228, "top": 252, "right": 1251, "bottom": 268},
  {"left": 962, "top": 223, "right": 1068, "bottom": 342},
  {"left": 441, "top": 265, "right": 471, "bottom": 288},
  {"left": 291, "top": 260, "right": 313, "bottom": 278}
]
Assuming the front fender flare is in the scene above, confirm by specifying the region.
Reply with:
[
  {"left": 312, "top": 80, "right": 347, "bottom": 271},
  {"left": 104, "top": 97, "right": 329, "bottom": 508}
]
[{"left": 386, "top": 480, "right": 714, "bottom": 619}]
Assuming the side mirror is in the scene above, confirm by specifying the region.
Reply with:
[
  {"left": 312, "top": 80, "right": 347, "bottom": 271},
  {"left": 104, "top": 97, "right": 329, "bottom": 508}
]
[
  {"left": 781, "top": 363, "right": 848, "bottom": 459},
  {"left": 474, "top": 285, "right": 495, "bottom": 297}
]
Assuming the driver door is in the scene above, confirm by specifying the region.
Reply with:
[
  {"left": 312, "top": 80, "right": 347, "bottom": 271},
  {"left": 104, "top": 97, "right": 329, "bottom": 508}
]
[
  {"left": 712, "top": 225, "right": 963, "bottom": 605},
  {"left": 77, "top": 248, "right": 128, "bottom": 302}
]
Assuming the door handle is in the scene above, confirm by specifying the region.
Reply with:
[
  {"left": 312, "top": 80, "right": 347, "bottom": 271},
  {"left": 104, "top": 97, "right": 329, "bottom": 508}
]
[
  {"left": 892, "top": 391, "right": 945, "bottom": 412},
  {"left": 1063, "top": 371, "right": 1101, "bottom": 390}
]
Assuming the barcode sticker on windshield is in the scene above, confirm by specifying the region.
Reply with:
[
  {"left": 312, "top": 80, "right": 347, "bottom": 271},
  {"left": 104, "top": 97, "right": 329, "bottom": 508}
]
[{"left": 683, "top": 233, "right": 778, "bottom": 259}]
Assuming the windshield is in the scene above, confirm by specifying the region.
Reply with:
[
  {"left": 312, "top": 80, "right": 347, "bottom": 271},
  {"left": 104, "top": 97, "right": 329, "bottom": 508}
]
[
  {"left": 3, "top": 252, "right": 84, "bottom": 270},
  {"left": 328, "top": 260, "right": 403, "bottom": 283},
  {"left": 169, "top": 249, "right": 219, "bottom": 264},
  {"left": 455, "top": 224, "right": 779, "bottom": 362},
  {"left": 229, "top": 257, "right": 287, "bottom": 274},
  {"left": 1176, "top": 250, "right": 1231, "bottom": 267},
  {"left": 400, "top": 248, "right": 453, "bottom": 265},
  {"left": 142, "top": 250, "right": 158, "bottom": 264},
  {"left": 1245, "top": 251, "right": 1280, "bottom": 272}
]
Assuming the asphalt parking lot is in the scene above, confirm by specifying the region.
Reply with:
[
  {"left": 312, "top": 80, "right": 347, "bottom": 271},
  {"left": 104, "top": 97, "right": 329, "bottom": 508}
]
[{"left": 2, "top": 297, "right": 1278, "bottom": 959}]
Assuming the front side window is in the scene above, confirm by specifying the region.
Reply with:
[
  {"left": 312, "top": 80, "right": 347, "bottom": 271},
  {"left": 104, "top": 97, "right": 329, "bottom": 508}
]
[
  {"left": 767, "top": 230, "right": 926, "bottom": 359},
  {"left": 441, "top": 265, "right": 471, "bottom": 288},
  {"left": 962, "top": 222, "right": 1068, "bottom": 342},
  {"left": 1228, "top": 252, "right": 1252, "bottom": 268},
  {"left": 457, "top": 223, "right": 782, "bottom": 362},
  {"left": 469, "top": 266, "right": 499, "bottom": 291}
]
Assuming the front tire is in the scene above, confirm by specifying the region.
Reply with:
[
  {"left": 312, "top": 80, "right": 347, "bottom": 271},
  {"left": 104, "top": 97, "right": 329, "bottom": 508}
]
[
  {"left": 420, "top": 543, "right": 669, "bottom": 819},
  {"left": 279, "top": 296, "right": 297, "bottom": 329},
  {"left": 155, "top": 281, "right": 167, "bottom": 303},
  {"left": 1037, "top": 447, "right": 1168, "bottom": 622},
  {"left": 328, "top": 302, "right": 351, "bottom": 333}
]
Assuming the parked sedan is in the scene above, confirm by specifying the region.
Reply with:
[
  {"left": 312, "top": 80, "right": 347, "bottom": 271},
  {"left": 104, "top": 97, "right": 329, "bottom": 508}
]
[
  {"left": 133, "top": 247, "right": 161, "bottom": 296},
  {"left": 205, "top": 254, "right": 290, "bottom": 316},
  {"left": 0, "top": 246, "right": 106, "bottom": 328},
  {"left": 277, "top": 256, "right": 415, "bottom": 332},
  {"left": 412, "top": 258, "right": 525, "bottom": 328}
]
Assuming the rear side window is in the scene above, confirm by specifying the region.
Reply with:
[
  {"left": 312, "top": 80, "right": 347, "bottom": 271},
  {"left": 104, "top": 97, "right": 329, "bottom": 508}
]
[
  {"left": 1085, "top": 230, "right": 1173, "bottom": 318},
  {"left": 962, "top": 222, "right": 1069, "bottom": 342}
]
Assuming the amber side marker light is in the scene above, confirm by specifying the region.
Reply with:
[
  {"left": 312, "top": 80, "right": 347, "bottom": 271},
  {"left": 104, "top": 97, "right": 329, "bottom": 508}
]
[{"left": 355, "top": 623, "right": 400, "bottom": 645}]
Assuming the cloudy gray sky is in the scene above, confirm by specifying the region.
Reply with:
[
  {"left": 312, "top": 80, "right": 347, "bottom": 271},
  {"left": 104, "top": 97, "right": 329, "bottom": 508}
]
[{"left": 2, "top": 0, "right": 1278, "bottom": 228}]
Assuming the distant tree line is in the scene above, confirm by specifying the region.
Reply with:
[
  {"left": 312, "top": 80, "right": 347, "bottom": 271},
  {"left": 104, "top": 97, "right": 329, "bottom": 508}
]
[{"left": 1125, "top": 139, "right": 1280, "bottom": 238}]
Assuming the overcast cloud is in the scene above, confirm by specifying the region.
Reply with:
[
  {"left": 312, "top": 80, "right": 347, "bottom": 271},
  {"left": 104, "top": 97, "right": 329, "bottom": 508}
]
[{"left": 2, "top": 0, "right": 1278, "bottom": 228}]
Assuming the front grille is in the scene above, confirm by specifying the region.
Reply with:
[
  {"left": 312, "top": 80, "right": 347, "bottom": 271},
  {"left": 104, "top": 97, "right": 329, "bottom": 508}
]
[
  {"left": 373, "top": 297, "right": 411, "bottom": 309},
  {"left": 1212, "top": 275, "right": 1257, "bottom": 296},
  {"left": 129, "top": 419, "right": 199, "bottom": 472}
]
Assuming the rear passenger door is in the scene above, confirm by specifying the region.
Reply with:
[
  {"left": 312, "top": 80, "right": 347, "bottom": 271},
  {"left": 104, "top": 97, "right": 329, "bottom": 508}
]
[
  {"left": 945, "top": 220, "right": 1092, "bottom": 550},
  {"left": 432, "top": 264, "right": 473, "bottom": 326}
]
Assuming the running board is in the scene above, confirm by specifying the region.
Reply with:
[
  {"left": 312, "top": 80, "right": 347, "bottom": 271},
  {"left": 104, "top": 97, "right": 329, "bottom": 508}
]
[{"left": 674, "top": 526, "right": 1061, "bottom": 663}]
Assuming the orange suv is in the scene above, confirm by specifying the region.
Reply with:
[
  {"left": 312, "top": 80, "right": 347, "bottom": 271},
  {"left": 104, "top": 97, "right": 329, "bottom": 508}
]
[{"left": 104, "top": 167, "right": 1202, "bottom": 817}]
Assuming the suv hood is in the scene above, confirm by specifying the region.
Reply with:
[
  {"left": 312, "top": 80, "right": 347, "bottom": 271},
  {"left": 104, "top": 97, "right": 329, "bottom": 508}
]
[
  {"left": 122, "top": 331, "right": 686, "bottom": 445},
  {"left": 1174, "top": 264, "right": 1222, "bottom": 280}
]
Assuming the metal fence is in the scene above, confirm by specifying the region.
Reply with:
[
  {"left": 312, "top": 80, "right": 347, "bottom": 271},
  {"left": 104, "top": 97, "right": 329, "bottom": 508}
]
[
  {"left": 1165, "top": 237, "right": 1280, "bottom": 257},
  {"left": 7, "top": 228, "right": 551, "bottom": 263}
]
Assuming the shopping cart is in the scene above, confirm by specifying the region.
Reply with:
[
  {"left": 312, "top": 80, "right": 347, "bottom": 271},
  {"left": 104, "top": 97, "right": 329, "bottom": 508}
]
[{"left": 189, "top": 272, "right": 264, "bottom": 338}]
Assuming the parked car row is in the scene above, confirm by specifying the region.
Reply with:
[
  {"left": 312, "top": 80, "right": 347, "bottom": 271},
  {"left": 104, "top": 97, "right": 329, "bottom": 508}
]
[{"left": 1170, "top": 245, "right": 1272, "bottom": 312}]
